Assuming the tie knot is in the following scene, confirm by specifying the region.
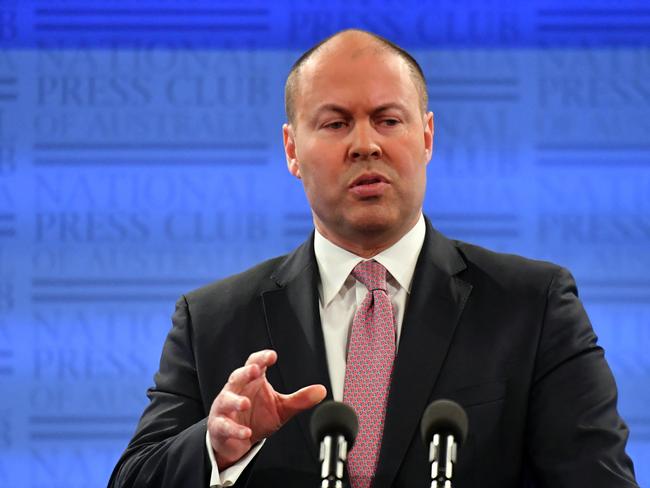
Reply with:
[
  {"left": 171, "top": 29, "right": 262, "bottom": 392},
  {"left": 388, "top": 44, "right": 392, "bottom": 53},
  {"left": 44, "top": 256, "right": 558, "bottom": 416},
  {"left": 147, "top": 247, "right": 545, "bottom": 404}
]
[{"left": 352, "top": 260, "right": 387, "bottom": 292}]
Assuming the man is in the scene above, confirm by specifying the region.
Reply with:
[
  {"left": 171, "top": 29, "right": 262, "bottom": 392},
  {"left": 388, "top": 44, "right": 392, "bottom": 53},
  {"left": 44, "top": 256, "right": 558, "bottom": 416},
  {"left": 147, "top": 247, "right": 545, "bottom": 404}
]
[{"left": 109, "top": 30, "right": 638, "bottom": 487}]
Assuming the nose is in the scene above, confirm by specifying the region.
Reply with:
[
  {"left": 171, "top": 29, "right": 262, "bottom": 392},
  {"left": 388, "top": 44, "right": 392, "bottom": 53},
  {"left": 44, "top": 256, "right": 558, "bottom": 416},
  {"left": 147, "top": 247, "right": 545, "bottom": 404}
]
[{"left": 348, "top": 122, "right": 382, "bottom": 161}]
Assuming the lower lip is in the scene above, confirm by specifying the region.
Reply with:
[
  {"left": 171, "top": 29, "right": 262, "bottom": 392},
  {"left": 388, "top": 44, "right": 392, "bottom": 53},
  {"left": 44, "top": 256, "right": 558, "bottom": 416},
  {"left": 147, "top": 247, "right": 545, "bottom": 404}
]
[{"left": 349, "top": 181, "right": 389, "bottom": 197}]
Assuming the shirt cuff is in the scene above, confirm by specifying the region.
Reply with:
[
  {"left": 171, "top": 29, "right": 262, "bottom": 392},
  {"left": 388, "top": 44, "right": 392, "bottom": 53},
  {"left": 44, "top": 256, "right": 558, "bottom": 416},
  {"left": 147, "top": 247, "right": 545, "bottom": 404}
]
[{"left": 206, "top": 428, "right": 265, "bottom": 487}]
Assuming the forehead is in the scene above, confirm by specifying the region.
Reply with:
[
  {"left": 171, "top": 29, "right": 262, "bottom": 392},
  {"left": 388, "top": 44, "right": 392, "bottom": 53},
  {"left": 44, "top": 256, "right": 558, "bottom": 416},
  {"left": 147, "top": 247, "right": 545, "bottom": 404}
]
[{"left": 295, "top": 45, "right": 419, "bottom": 116}]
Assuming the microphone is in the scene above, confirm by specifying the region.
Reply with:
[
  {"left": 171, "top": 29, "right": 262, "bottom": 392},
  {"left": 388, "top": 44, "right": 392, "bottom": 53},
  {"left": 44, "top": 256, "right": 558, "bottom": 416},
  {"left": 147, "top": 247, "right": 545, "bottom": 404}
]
[
  {"left": 310, "top": 401, "right": 359, "bottom": 488},
  {"left": 420, "top": 399, "right": 469, "bottom": 488}
]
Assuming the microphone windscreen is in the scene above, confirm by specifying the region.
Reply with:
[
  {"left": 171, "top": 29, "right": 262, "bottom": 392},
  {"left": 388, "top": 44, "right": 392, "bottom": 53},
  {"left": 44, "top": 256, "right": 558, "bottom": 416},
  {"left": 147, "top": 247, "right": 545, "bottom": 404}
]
[
  {"left": 310, "top": 401, "right": 359, "bottom": 448},
  {"left": 420, "top": 399, "right": 469, "bottom": 446}
]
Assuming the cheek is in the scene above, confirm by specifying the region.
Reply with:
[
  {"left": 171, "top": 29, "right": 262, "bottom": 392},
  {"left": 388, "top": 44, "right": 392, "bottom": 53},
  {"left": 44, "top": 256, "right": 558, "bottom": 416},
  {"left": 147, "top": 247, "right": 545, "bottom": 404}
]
[
  {"left": 301, "top": 167, "right": 340, "bottom": 203},
  {"left": 299, "top": 152, "right": 345, "bottom": 184}
]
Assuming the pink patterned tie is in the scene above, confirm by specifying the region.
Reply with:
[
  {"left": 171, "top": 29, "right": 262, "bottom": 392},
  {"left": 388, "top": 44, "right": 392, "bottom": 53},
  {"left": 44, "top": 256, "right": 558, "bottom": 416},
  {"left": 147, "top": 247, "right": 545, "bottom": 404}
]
[{"left": 343, "top": 260, "right": 396, "bottom": 488}]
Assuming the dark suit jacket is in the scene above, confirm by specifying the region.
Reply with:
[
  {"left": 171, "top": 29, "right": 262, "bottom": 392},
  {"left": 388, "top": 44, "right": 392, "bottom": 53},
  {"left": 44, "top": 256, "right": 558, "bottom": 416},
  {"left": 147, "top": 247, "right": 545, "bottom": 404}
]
[{"left": 108, "top": 219, "right": 638, "bottom": 487}]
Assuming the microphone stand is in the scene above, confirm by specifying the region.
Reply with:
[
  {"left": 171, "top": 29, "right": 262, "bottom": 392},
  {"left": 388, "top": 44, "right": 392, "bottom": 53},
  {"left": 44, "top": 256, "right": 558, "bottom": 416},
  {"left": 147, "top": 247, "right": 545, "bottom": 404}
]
[
  {"left": 427, "top": 433, "right": 459, "bottom": 488},
  {"left": 319, "top": 433, "right": 349, "bottom": 488}
]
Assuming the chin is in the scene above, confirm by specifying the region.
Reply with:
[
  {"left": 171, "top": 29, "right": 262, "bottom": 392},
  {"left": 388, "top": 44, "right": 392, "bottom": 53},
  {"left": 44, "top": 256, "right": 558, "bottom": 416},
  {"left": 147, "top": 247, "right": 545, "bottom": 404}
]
[{"left": 346, "top": 209, "right": 400, "bottom": 236}]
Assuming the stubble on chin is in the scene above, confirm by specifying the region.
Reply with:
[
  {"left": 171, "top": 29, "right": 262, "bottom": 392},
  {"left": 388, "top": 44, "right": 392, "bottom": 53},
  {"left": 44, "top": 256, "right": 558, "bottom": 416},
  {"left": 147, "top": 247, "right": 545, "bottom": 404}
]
[{"left": 340, "top": 205, "right": 403, "bottom": 239}]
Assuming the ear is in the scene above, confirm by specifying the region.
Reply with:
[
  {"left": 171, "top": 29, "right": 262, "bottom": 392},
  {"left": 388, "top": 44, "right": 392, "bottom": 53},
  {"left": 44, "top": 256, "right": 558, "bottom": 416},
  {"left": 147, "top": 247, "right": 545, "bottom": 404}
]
[
  {"left": 423, "top": 111, "right": 434, "bottom": 164},
  {"left": 283, "top": 123, "right": 301, "bottom": 179}
]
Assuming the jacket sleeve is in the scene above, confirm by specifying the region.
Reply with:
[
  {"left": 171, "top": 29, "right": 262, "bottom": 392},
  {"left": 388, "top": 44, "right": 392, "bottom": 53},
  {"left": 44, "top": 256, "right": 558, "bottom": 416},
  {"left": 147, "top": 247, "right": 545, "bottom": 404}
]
[
  {"left": 108, "top": 296, "right": 234, "bottom": 487},
  {"left": 525, "top": 267, "right": 638, "bottom": 487}
]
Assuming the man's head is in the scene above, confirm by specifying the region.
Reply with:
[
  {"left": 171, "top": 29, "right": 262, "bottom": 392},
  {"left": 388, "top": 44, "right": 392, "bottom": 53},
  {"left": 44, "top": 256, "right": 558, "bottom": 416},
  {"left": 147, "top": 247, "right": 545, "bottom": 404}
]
[{"left": 283, "top": 29, "right": 433, "bottom": 257}]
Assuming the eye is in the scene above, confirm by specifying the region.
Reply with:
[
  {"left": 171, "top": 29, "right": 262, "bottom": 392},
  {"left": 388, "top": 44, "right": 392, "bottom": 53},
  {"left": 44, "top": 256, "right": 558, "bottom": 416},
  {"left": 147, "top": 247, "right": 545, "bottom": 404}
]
[
  {"left": 380, "top": 118, "right": 400, "bottom": 127},
  {"left": 323, "top": 121, "right": 347, "bottom": 130}
]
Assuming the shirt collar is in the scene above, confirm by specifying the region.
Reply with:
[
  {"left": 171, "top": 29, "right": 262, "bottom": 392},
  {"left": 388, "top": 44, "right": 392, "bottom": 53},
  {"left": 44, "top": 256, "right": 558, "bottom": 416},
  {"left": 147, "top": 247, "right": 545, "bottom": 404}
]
[{"left": 314, "top": 213, "right": 426, "bottom": 306}]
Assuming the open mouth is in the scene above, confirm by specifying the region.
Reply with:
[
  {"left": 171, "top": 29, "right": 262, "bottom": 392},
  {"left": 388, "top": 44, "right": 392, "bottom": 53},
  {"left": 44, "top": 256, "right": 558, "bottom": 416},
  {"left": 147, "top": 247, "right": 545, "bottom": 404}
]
[
  {"left": 350, "top": 173, "right": 388, "bottom": 187},
  {"left": 349, "top": 173, "right": 389, "bottom": 197}
]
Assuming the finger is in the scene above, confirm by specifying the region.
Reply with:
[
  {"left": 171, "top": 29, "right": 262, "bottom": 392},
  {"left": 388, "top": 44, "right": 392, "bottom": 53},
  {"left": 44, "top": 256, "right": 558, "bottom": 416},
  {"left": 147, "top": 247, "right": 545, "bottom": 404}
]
[
  {"left": 226, "top": 363, "right": 263, "bottom": 392},
  {"left": 279, "top": 384, "right": 327, "bottom": 421},
  {"left": 210, "top": 415, "right": 252, "bottom": 440},
  {"left": 214, "top": 390, "right": 251, "bottom": 415},
  {"left": 244, "top": 349, "right": 277, "bottom": 370}
]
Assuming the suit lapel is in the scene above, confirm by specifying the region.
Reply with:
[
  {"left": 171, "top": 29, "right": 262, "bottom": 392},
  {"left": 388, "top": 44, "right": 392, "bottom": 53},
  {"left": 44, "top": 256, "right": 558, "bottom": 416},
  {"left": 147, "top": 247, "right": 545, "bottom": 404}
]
[
  {"left": 375, "top": 221, "right": 472, "bottom": 487},
  {"left": 261, "top": 236, "right": 333, "bottom": 460}
]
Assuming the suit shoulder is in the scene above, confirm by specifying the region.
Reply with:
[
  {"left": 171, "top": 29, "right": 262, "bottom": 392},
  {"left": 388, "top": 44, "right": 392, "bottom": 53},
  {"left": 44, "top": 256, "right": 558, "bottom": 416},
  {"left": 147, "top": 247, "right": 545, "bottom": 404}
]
[
  {"left": 453, "top": 240, "right": 566, "bottom": 292},
  {"left": 183, "top": 254, "right": 286, "bottom": 307}
]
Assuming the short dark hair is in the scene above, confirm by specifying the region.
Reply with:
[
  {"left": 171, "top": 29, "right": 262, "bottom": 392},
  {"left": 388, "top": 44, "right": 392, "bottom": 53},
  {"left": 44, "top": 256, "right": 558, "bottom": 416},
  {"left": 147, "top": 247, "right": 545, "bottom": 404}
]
[{"left": 284, "top": 29, "right": 429, "bottom": 124}]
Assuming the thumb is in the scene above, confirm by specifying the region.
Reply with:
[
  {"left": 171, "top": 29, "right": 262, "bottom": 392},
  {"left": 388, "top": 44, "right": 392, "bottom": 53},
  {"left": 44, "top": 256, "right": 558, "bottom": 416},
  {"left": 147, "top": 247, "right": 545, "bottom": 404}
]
[{"left": 278, "top": 384, "right": 327, "bottom": 421}]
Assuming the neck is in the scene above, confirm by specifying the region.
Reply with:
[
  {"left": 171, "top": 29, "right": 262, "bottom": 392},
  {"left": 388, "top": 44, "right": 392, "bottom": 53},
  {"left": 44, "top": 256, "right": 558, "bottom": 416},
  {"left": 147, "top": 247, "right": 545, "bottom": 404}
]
[{"left": 315, "top": 214, "right": 421, "bottom": 258}]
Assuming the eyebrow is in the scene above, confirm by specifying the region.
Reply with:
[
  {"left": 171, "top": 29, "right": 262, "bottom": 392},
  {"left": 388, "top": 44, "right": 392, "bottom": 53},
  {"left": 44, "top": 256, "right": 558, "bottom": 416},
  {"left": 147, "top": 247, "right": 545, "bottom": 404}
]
[
  {"left": 311, "top": 102, "right": 408, "bottom": 122},
  {"left": 312, "top": 104, "right": 349, "bottom": 119},
  {"left": 373, "top": 103, "right": 409, "bottom": 114}
]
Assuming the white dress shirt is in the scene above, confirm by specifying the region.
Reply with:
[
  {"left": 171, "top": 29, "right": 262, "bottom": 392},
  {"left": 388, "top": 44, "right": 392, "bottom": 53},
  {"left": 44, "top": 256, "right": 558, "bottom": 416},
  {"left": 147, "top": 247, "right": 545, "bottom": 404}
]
[{"left": 207, "top": 214, "right": 426, "bottom": 487}]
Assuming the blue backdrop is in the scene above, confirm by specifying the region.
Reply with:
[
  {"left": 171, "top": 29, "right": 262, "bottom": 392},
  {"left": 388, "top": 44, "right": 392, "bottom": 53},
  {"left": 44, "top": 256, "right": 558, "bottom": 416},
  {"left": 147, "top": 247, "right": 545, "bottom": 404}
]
[{"left": 1, "top": 1, "right": 648, "bottom": 486}]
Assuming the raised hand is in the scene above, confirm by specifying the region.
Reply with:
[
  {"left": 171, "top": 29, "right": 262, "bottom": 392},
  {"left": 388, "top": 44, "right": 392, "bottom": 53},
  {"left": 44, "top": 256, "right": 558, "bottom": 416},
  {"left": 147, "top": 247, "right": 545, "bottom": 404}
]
[{"left": 207, "top": 349, "right": 327, "bottom": 469}]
